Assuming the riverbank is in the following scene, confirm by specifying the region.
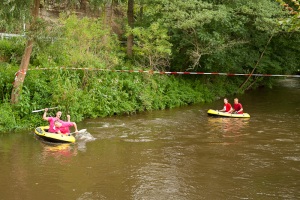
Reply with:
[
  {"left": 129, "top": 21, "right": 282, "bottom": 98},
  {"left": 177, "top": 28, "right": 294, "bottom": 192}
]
[
  {"left": 1, "top": 1, "right": 300, "bottom": 132},
  {"left": 0, "top": 64, "right": 249, "bottom": 132}
]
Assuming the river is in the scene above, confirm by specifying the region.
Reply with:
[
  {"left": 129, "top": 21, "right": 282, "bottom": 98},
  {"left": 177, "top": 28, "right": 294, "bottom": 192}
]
[{"left": 0, "top": 79, "right": 299, "bottom": 200}]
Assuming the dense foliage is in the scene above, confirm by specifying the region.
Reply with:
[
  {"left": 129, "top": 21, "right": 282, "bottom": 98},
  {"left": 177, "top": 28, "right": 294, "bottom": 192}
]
[
  {"left": 0, "top": 0, "right": 299, "bottom": 132},
  {"left": 276, "top": 0, "right": 300, "bottom": 31},
  {"left": 0, "top": 63, "right": 239, "bottom": 132}
]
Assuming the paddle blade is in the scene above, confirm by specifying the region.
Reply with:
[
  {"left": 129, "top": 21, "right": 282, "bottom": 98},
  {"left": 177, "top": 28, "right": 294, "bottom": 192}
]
[
  {"left": 32, "top": 109, "right": 44, "bottom": 113},
  {"left": 32, "top": 107, "right": 59, "bottom": 113},
  {"left": 70, "top": 129, "right": 87, "bottom": 135}
]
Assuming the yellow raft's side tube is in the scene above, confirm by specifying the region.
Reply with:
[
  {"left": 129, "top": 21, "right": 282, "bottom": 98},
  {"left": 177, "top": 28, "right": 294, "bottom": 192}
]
[
  {"left": 35, "top": 126, "right": 76, "bottom": 143},
  {"left": 207, "top": 109, "right": 250, "bottom": 118}
]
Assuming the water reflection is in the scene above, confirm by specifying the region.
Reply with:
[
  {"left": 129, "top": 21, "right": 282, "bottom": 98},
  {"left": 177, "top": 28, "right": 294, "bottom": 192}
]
[
  {"left": 39, "top": 131, "right": 96, "bottom": 160},
  {"left": 206, "top": 117, "right": 250, "bottom": 145},
  {"left": 41, "top": 143, "right": 77, "bottom": 159},
  {"left": 207, "top": 117, "right": 250, "bottom": 134}
]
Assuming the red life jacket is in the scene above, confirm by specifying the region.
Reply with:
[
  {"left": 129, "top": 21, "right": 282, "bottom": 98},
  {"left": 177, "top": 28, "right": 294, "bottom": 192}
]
[{"left": 234, "top": 103, "right": 243, "bottom": 114}]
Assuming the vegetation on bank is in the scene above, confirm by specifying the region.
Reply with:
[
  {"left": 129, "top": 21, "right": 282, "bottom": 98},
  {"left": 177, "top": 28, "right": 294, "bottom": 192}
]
[
  {"left": 0, "top": 0, "right": 300, "bottom": 132},
  {"left": 0, "top": 62, "right": 244, "bottom": 132}
]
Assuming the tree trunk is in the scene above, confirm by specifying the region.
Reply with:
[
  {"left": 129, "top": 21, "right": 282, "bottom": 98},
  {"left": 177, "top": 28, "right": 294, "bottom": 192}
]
[
  {"left": 11, "top": 0, "right": 40, "bottom": 104},
  {"left": 104, "top": 1, "right": 113, "bottom": 28},
  {"left": 139, "top": 1, "right": 143, "bottom": 22},
  {"left": 127, "top": 0, "right": 134, "bottom": 57},
  {"left": 239, "top": 34, "right": 273, "bottom": 91},
  {"left": 80, "top": 0, "right": 89, "bottom": 13}
]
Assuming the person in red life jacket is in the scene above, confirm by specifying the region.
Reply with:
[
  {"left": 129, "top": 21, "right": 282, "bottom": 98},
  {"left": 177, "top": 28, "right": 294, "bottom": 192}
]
[
  {"left": 219, "top": 98, "right": 232, "bottom": 113},
  {"left": 232, "top": 98, "right": 243, "bottom": 114},
  {"left": 54, "top": 119, "right": 78, "bottom": 135}
]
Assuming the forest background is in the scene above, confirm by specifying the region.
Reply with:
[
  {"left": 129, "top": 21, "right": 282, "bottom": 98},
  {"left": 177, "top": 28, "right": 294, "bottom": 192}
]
[{"left": 0, "top": 0, "right": 299, "bottom": 132}]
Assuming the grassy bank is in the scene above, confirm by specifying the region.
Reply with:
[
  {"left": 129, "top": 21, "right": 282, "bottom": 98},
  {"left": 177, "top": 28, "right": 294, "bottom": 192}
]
[{"left": 0, "top": 64, "right": 244, "bottom": 132}]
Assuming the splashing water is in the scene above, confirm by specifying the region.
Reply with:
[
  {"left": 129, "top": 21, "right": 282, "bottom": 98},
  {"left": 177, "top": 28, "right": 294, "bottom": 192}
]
[
  {"left": 76, "top": 130, "right": 96, "bottom": 142},
  {"left": 75, "top": 130, "right": 96, "bottom": 152}
]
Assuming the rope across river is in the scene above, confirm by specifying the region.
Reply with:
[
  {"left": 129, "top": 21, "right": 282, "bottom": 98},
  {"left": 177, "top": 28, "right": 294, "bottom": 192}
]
[{"left": 27, "top": 67, "right": 300, "bottom": 78}]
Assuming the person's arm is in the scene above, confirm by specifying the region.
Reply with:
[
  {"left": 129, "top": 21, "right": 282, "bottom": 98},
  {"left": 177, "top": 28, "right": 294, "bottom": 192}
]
[
  {"left": 219, "top": 106, "right": 226, "bottom": 112},
  {"left": 67, "top": 115, "right": 70, "bottom": 122},
  {"left": 42, "top": 108, "right": 49, "bottom": 121},
  {"left": 237, "top": 105, "right": 243, "bottom": 113}
]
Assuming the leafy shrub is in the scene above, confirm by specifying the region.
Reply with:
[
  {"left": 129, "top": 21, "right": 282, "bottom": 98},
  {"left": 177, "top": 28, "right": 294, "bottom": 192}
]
[
  {"left": 0, "top": 103, "right": 17, "bottom": 132},
  {"left": 0, "top": 38, "right": 25, "bottom": 64}
]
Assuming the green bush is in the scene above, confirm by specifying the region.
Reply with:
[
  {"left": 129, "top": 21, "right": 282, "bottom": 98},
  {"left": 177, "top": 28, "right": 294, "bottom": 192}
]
[
  {"left": 0, "top": 38, "right": 25, "bottom": 64},
  {"left": 0, "top": 63, "right": 251, "bottom": 132},
  {"left": 0, "top": 103, "right": 17, "bottom": 132}
]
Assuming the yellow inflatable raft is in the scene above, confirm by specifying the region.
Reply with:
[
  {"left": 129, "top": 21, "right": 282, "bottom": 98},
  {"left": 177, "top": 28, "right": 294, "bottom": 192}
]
[
  {"left": 34, "top": 126, "right": 76, "bottom": 143},
  {"left": 207, "top": 109, "right": 250, "bottom": 118}
]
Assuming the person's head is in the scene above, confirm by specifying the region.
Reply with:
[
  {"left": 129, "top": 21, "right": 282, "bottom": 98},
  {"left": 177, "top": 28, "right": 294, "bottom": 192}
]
[
  {"left": 56, "top": 111, "right": 62, "bottom": 119},
  {"left": 234, "top": 98, "right": 239, "bottom": 104},
  {"left": 224, "top": 98, "right": 228, "bottom": 104},
  {"left": 54, "top": 120, "right": 62, "bottom": 128}
]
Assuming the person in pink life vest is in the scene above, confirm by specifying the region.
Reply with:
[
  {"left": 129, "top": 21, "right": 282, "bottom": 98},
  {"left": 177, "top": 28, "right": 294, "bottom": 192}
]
[
  {"left": 54, "top": 120, "right": 79, "bottom": 135},
  {"left": 219, "top": 98, "right": 233, "bottom": 113},
  {"left": 42, "top": 108, "right": 70, "bottom": 133},
  {"left": 232, "top": 98, "right": 244, "bottom": 114}
]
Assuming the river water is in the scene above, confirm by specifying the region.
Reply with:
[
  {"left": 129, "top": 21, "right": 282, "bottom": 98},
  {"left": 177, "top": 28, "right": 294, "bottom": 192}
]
[{"left": 0, "top": 79, "right": 299, "bottom": 200}]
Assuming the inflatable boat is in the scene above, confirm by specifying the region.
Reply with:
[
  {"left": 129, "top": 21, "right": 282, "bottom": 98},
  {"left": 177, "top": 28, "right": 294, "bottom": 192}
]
[
  {"left": 207, "top": 109, "right": 250, "bottom": 118},
  {"left": 34, "top": 126, "right": 76, "bottom": 143}
]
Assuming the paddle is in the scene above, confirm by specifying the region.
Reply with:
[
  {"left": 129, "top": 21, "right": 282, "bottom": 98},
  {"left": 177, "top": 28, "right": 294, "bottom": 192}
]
[
  {"left": 70, "top": 129, "right": 87, "bottom": 135},
  {"left": 32, "top": 107, "right": 59, "bottom": 113}
]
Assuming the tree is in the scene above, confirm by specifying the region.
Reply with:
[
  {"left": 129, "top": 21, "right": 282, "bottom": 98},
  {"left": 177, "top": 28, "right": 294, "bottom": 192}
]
[
  {"left": 9, "top": 0, "right": 40, "bottom": 104},
  {"left": 150, "top": 0, "right": 234, "bottom": 71},
  {"left": 276, "top": 0, "right": 300, "bottom": 31},
  {"left": 127, "top": 0, "right": 134, "bottom": 57},
  {"left": 131, "top": 22, "right": 172, "bottom": 70},
  {"left": 3, "top": 0, "right": 103, "bottom": 104}
]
